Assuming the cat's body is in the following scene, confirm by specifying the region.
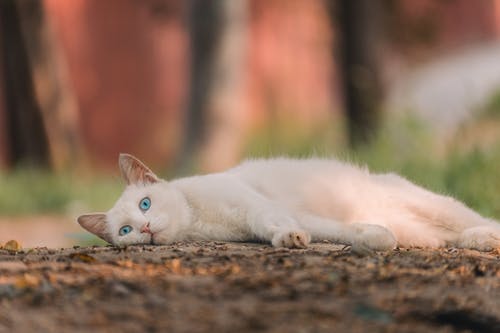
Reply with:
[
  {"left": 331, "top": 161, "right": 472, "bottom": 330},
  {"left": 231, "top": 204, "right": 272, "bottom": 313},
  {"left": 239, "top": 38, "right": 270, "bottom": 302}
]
[{"left": 78, "top": 154, "right": 500, "bottom": 252}]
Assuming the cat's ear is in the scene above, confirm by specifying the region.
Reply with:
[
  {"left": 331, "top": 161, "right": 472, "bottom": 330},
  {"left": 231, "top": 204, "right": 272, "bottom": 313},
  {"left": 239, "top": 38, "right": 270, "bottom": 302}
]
[
  {"left": 119, "top": 153, "right": 160, "bottom": 186},
  {"left": 77, "top": 213, "right": 112, "bottom": 243}
]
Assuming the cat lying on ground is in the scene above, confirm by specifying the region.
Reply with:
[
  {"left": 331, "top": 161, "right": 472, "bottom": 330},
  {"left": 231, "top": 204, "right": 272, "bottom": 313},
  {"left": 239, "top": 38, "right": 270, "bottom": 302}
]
[{"left": 77, "top": 154, "right": 500, "bottom": 252}]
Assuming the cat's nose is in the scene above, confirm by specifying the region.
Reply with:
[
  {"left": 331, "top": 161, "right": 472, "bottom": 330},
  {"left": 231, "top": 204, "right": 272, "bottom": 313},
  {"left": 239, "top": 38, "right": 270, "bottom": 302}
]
[{"left": 140, "top": 222, "right": 152, "bottom": 234}]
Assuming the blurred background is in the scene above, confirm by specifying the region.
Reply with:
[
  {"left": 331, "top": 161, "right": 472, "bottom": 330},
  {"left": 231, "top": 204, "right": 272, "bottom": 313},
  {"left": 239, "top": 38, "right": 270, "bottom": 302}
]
[{"left": 1, "top": 0, "right": 500, "bottom": 247}]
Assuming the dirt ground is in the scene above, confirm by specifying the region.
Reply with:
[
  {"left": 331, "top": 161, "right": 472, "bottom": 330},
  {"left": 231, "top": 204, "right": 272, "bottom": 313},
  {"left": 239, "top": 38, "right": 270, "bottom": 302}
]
[
  {"left": 1, "top": 242, "right": 500, "bottom": 333},
  {"left": 0, "top": 216, "right": 82, "bottom": 248}
]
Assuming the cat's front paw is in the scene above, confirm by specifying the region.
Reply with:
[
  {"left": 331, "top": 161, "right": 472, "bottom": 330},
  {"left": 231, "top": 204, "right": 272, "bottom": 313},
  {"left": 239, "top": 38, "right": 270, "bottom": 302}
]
[{"left": 272, "top": 230, "right": 311, "bottom": 249}]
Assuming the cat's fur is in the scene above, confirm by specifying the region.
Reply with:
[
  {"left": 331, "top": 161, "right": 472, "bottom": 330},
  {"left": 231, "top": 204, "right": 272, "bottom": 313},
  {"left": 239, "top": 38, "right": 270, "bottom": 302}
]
[{"left": 78, "top": 154, "right": 500, "bottom": 252}]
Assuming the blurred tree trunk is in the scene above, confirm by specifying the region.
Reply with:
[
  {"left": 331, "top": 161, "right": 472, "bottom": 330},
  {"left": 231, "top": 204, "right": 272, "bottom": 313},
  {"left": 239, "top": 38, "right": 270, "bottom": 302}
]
[
  {"left": 180, "top": 0, "right": 221, "bottom": 172},
  {"left": 182, "top": 0, "right": 248, "bottom": 172},
  {"left": 0, "top": 0, "right": 82, "bottom": 170},
  {"left": 0, "top": 0, "right": 50, "bottom": 168},
  {"left": 16, "top": 0, "right": 83, "bottom": 169},
  {"left": 337, "top": 0, "right": 384, "bottom": 147}
]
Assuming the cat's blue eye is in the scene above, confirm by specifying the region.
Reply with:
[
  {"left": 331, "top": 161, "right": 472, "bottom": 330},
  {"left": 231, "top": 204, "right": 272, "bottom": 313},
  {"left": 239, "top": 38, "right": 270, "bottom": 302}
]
[
  {"left": 139, "top": 197, "right": 151, "bottom": 211},
  {"left": 119, "top": 225, "right": 133, "bottom": 236}
]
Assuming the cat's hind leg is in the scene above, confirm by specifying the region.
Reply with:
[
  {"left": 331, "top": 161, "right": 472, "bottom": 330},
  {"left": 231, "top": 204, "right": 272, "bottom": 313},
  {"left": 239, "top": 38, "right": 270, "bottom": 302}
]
[{"left": 456, "top": 225, "right": 500, "bottom": 251}]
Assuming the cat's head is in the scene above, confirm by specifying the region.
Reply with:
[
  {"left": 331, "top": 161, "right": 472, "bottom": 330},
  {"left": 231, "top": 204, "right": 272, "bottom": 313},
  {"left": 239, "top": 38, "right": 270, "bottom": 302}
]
[{"left": 77, "top": 154, "right": 189, "bottom": 246}]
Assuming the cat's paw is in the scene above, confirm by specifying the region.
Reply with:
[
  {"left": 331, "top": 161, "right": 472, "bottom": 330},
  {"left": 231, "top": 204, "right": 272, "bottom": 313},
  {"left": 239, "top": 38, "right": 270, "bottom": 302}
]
[
  {"left": 272, "top": 230, "right": 311, "bottom": 249},
  {"left": 457, "top": 226, "right": 500, "bottom": 251},
  {"left": 351, "top": 224, "right": 397, "bottom": 253}
]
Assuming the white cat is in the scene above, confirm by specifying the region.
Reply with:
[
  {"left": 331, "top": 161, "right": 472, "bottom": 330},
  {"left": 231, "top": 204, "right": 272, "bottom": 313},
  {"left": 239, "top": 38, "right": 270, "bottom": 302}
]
[{"left": 77, "top": 153, "right": 500, "bottom": 252}]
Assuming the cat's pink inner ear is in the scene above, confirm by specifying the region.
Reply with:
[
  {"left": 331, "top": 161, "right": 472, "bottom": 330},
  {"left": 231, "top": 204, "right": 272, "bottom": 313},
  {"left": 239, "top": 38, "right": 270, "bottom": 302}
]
[
  {"left": 118, "top": 153, "right": 160, "bottom": 185},
  {"left": 77, "top": 213, "right": 112, "bottom": 243}
]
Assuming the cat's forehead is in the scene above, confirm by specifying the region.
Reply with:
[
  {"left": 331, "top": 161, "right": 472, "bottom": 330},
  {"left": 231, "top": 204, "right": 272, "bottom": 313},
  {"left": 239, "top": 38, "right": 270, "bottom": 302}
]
[
  {"left": 107, "top": 185, "right": 152, "bottom": 220},
  {"left": 114, "top": 182, "right": 164, "bottom": 204},
  {"left": 121, "top": 184, "right": 151, "bottom": 198}
]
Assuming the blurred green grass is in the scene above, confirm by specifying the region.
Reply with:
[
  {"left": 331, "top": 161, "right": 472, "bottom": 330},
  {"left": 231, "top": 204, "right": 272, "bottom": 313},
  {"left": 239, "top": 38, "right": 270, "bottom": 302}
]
[
  {"left": 1, "top": 129, "right": 499, "bottom": 220},
  {"left": 245, "top": 107, "right": 500, "bottom": 220},
  {"left": 349, "top": 119, "right": 500, "bottom": 219},
  {"left": 0, "top": 171, "right": 122, "bottom": 216},
  {"left": 1, "top": 95, "right": 500, "bottom": 221}
]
